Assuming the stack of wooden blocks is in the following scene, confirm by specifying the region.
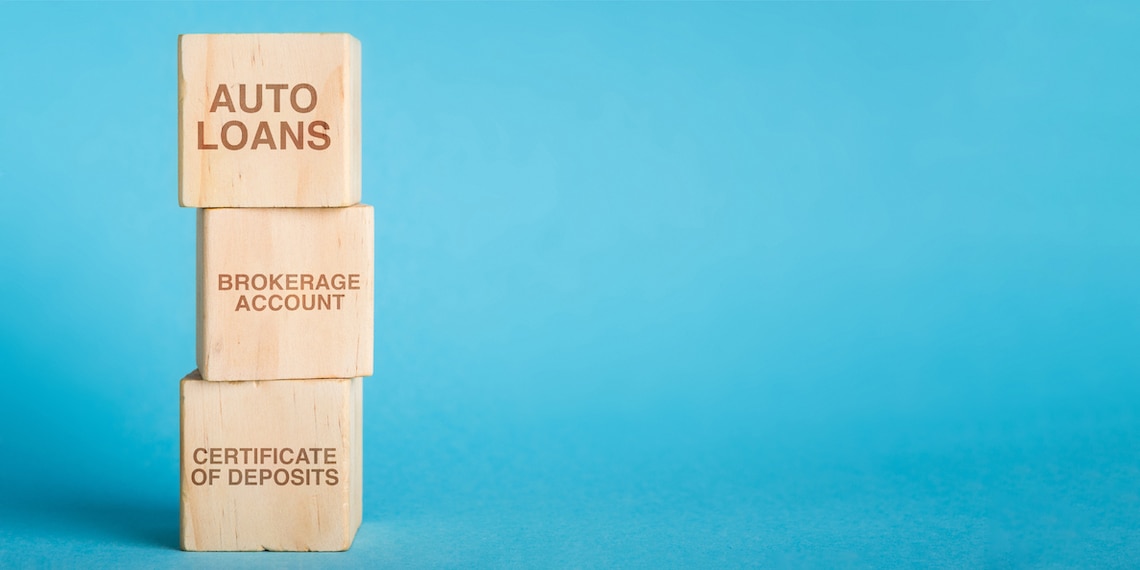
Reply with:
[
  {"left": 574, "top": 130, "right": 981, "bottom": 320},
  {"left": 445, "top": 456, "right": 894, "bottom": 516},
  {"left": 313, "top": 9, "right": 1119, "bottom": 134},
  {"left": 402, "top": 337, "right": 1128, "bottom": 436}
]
[{"left": 176, "top": 33, "right": 371, "bottom": 552}]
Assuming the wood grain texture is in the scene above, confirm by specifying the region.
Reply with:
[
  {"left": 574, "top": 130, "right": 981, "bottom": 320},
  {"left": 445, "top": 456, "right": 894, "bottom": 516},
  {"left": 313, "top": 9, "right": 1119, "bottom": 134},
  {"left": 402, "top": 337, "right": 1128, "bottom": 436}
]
[
  {"left": 197, "top": 205, "right": 373, "bottom": 381},
  {"left": 180, "top": 372, "right": 363, "bottom": 552},
  {"left": 178, "top": 33, "right": 361, "bottom": 207}
]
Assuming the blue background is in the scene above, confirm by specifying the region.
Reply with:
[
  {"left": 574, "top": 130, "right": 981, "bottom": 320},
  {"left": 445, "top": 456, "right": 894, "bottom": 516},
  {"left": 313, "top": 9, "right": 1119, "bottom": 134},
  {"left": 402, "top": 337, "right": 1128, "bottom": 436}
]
[{"left": 1, "top": 1, "right": 1138, "bottom": 567}]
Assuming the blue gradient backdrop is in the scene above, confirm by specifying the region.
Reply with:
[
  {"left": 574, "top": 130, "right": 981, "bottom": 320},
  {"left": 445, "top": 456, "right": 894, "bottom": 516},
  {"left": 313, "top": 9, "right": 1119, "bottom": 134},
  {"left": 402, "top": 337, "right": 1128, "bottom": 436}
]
[{"left": 1, "top": 1, "right": 1138, "bottom": 567}]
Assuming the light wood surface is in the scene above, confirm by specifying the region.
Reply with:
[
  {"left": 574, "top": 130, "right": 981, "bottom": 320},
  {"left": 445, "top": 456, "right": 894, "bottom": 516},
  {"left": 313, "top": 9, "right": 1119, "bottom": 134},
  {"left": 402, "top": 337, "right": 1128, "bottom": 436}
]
[
  {"left": 178, "top": 33, "right": 361, "bottom": 208},
  {"left": 197, "top": 205, "right": 374, "bottom": 381},
  {"left": 180, "top": 372, "right": 363, "bottom": 552}
]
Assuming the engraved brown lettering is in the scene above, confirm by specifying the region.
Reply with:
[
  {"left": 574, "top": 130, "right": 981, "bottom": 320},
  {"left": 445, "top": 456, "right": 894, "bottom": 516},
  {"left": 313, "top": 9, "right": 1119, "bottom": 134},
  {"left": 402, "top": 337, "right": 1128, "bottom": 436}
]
[
  {"left": 250, "top": 121, "right": 276, "bottom": 150},
  {"left": 221, "top": 120, "right": 247, "bottom": 150},
  {"left": 265, "top": 83, "right": 288, "bottom": 112},
  {"left": 238, "top": 83, "right": 262, "bottom": 113},
  {"left": 197, "top": 121, "right": 218, "bottom": 150},
  {"left": 291, "top": 83, "right": 317, "bottom": 113},
  {"left": 307, "top": 121, "right": 330, "bottom": 150},
  {"left": 210, "top": 84, "right": 235, "bottom": 113}
]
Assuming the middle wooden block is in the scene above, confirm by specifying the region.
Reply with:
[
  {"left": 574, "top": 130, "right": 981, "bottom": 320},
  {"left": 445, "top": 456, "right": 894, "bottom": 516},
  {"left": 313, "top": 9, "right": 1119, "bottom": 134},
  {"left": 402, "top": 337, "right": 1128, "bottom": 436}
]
[{"left": 197, "top": 205, "right": 374, "bottom": 381}]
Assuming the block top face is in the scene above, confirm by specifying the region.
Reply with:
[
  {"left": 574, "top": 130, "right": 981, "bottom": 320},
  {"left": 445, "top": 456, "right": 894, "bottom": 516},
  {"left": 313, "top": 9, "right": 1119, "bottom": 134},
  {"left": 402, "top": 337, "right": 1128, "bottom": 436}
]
[{"left": 178, "top": 33, "right": 361, "bottom": 207}]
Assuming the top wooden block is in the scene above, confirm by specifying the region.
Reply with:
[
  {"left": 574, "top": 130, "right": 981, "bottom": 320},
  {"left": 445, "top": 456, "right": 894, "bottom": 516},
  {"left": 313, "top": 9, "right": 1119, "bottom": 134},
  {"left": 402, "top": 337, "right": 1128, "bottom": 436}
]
[{"left": 178, "top": 34, "right": 361, "bottom": 208}]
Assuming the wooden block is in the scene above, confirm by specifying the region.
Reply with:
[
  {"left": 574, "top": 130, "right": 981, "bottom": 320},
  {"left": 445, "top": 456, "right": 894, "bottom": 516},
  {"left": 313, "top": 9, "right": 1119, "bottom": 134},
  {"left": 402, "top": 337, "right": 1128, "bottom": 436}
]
[
  {"left": 178, "top": 33, "right": 361, "bottom": 208},
  {"left": 180, "top": 372, "right": 363, "bottom": 551},
  {"left": 197, "top": 205, "right": 373, "bottom": 381}
]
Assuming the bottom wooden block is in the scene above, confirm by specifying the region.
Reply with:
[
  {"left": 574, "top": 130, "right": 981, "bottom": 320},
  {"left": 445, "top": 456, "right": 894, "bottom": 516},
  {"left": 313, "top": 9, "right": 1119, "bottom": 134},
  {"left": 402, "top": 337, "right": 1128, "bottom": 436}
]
[{"left": 180, "top": 371, "right": 362, "bottom": 551}]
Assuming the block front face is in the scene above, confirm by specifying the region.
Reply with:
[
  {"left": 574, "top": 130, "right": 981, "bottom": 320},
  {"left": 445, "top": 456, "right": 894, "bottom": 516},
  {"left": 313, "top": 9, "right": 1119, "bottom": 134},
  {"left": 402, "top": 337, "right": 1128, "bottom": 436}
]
[
  {"left": 197, "top": 205, "right": 373, "bottom": 381},
  {"left": 178, "top": 33, "right": 361, "bottom": 207},
  {"left": 180, "top": 373, "right": 363, "bottom": 552}
]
